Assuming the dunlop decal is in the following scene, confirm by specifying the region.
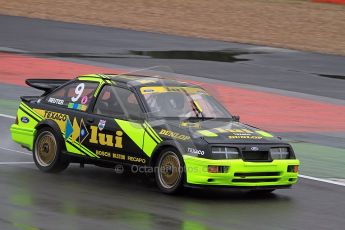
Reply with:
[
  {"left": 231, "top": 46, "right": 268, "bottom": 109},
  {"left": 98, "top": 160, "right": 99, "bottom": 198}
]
[{"left": 159, "top": 129, "right": 190, "bottom": 141}]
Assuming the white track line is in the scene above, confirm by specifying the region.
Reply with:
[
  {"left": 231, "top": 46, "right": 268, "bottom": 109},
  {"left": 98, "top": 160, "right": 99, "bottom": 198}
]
[
  {"left": 1, "top": 113, "right": 345, "bottom": 187},
  {"left": 0, "top": 115, "right": 32, "bottom": 156},
  {"left": 299, "top": 175, "right": 345, "bottom": 187},
  {"left": 0, "top": 113, "right": 16, "bottom": 119},
  {"left": 0, "top": 162, "right": 34, "bottom": 165},
  {"left": 0, "top": 147, "right": 32, "bottom": 156}
]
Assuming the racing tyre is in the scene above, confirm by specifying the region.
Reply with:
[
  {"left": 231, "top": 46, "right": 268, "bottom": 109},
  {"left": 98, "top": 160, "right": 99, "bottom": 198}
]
[
  {"left": 33, "top": 127, "right": 69, "bottom": 173},
  {"left": 155, "top": 148, "right": 184, "bottom": 194}
]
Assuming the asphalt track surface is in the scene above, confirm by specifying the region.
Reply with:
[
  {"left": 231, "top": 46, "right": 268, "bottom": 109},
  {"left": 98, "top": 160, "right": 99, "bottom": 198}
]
[
  {"left": 1, "top": 116, "right": 345, "bottom": 230},
  {"left": 1, "top": 14, "right": 345, "bottom": 230}
]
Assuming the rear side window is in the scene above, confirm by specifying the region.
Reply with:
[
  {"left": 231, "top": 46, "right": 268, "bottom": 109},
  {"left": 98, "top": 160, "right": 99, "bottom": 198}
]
[
  {"left": 93, "top": 85, "right": 143, "bottom": 119},
  {"left": 46, "top": 81, "right": 98, "bottom": 111}
]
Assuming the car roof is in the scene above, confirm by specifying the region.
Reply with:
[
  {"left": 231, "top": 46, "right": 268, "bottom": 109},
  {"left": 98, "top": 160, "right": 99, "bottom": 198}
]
[{"left": 77, "top": 73, "right": 198, "bottom": 88}]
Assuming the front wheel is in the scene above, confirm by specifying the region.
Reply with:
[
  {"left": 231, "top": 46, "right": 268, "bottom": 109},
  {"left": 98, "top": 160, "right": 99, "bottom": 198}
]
[
  {"left": 33, "top": 127, "right": 69, "bottom": 173},
  {"left": 155, "top": 148, "right": 184, "bottom": 194}
]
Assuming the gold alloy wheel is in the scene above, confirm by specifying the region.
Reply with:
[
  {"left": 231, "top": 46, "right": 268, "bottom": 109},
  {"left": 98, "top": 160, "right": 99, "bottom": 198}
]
[
  {"left": 158, "top": 151, "right": 182, "bottom": 189},
  {"left": 35, "top": 131, "right": 57, "bottom": 167}
]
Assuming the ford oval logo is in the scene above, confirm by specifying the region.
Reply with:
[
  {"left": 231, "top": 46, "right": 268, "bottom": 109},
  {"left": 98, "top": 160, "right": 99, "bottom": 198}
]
[
  {"left": 251, "top": 146, "right": 259, "bottom": 151},
  {"left": 21, "top": 116, "right": 29, "bottom": 123}
]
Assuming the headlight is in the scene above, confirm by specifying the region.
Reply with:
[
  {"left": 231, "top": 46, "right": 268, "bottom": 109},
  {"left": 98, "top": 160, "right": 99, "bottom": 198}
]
[
  {"left": 212, "top": 147, "right": 239, "bottom": 159},
  {"left": 270, "top": 147, "right": 290, "bottom": 159}
]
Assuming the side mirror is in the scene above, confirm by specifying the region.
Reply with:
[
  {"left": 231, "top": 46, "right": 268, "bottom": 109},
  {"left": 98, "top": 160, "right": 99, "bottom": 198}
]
[{"left": 232, "top": 115, "right": 240, "bottom": 122}]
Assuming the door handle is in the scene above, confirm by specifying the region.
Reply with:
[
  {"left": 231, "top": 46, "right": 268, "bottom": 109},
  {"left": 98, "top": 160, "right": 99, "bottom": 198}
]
[{"left": 86, "top": 117, "right": 94, "bottom": 124}]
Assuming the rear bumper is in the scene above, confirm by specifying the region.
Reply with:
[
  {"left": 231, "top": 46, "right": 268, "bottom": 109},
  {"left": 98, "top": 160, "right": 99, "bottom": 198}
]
[
  {"left": 10, "top": 124, "right": 35, "bottom": 150},
  {"left": 183, "top": 155, "right": 299, "bottom": 188}
]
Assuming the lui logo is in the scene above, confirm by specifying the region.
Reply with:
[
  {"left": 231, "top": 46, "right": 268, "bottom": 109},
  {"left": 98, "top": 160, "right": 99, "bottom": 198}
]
[{"left": 89, "top": 126, "right": 123, "bottom": 148}]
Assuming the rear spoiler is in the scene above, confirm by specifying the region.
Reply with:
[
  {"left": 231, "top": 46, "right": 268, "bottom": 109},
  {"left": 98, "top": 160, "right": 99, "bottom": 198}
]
[{"left": 25, "top": 79, "right": 70, "bottom": 93}]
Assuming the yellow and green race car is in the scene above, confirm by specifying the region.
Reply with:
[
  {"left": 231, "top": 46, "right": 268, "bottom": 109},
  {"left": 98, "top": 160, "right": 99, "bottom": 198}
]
[{"left": 10, "top": 74, "right": 299, "bottom": 194}]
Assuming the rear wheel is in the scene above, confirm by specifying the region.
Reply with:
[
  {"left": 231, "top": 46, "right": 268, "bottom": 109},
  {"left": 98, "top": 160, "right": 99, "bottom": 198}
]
[
  {"left": 33, "top": 127, "right": 69, "bottom": 173},
  {"left": 155, "top": 148, "right": 184, "bottom": 194}
]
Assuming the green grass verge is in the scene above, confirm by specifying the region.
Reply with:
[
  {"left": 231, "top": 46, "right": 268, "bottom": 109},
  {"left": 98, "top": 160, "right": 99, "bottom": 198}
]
[
  {"left": 291, "top": 142, "right": 345, "bottom": 179},
  {"left": 0, "top": 99, "right": 19, "bottom": 116}
]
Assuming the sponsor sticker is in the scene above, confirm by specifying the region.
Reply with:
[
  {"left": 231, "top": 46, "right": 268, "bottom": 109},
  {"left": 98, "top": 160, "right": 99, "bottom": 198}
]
[
  {"left": 81, "top": 96, "right": 88, "bottom": 105},
  {"left": 228, "top": 136, "right": 262, "bottom": 139},
  {"left": 213, "top": 128, "right": 254, "bottom": 134},
  {"left": 98, "top": 119, "right": 106, "bottom": 131},
  {"left": 48, "top": 97, "right": 64, "bottom": 105},
  {"left": 180, "top": 121, "right": 201, "bottom": 128},
  {"left": 35, "top": 110, "right": 70, "bottom": 133},
  {"left": 44, "top": 111, "right": 67, "bottom": 121},
  {"left": 89, "top": 126, "right": 123, "bottom": 148},
  {"left": 65, "top": 117, "right": 73, "bottom": 140},
  {"left": 95, "top": 150, "right": 127, "bottom": 161},
  {"left": 127, "top": 156, "right": 146, "bottom": 164},
  {"left": 187, "top": 147, "right": 204, "bottom": 155},
  {"left": 79, "top": 119, "right": 89, "bottom": 143},
  {"left": 68, "top": 103, "right": 87, "bottom": 111}
]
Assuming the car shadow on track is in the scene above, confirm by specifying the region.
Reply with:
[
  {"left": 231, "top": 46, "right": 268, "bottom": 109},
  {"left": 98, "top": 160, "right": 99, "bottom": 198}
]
[{"left": 55, "top": 164, "right": 291, "bottom": 202}]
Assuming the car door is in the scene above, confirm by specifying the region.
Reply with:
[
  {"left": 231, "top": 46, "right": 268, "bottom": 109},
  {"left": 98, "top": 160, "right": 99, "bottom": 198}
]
[{"left": 85, "top": 84, "right": 150, "bottom": 165}]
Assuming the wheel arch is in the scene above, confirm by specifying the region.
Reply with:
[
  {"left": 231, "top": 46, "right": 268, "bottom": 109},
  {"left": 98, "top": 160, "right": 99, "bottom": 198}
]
[
  {"left": 149, "top": 141, "right": 185, "bottom": 167},
  {"left": 35, "top": 120, "right": 66, "bottom": 151}
]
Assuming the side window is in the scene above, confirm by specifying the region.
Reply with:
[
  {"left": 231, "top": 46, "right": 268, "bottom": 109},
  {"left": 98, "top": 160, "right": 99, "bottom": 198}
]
[
  {"left": 45, "top": 81, "right": 98, "bottom": 111},
  {"left": 94, "top": 85, "right": 143, "bottom": 119}
]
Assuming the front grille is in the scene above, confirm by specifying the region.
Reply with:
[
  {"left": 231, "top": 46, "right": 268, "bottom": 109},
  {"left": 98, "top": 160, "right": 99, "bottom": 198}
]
[
  {"left": 234, "top": 172, "right": 280, "bottom": 177},
  {"left": 242, "top": 151, "right": 270, "bottom": 162},
  {"left": 232, "top": 178, "right": 279, "bottom": 183}
]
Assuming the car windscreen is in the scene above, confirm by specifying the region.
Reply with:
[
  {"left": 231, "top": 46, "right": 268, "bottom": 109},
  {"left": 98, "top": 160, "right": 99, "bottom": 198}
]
[{"left": 140, "top": 86, "right": 231, "bottom": 119}]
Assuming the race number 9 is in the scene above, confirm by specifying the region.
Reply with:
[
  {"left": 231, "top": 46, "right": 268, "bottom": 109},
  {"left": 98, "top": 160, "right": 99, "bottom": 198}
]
[{"left": 71, "top": 83, "right": 85, "bottom": 102}]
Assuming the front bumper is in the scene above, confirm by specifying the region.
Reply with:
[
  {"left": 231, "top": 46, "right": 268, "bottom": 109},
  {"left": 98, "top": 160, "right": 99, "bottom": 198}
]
[{"left": 183, "top": 155, "right": 299, "bottom": 188}]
